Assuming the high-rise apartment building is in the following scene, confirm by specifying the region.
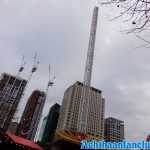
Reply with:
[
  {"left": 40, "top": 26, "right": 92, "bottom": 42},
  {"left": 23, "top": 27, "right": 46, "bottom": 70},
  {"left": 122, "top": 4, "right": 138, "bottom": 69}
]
[
  {"left": 17, "top": 90, "right": 46, "bottom": 140},
  {"left": 0, "top": 73, "right": 27, "bottom": 131},
  {"left": 57, "top": 81, "right": 105, "bottom": 139},
  {"left": 79, "top": 6, "right": 99, "bottom": 134},
  {"left": 40, "top": 103, "right": 60, "bottom": 145},
  {"left": 57, "top": 6, "right": 105, "bottom": 142},
  {"left": 104, "top": 117, "right": 124, "bottom": 142}
]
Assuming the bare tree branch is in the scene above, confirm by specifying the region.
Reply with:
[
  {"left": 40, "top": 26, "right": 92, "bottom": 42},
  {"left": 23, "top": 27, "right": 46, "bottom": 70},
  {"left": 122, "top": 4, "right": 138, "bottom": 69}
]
[
  {"left": 134, "top": 33, "right": 150, "bottom": 44},
  {"left": 101, "top": 0, "right": 150, "bottom": 44},
  {"left": 102, "top": 0, "right": 150, "bottom": 32}
]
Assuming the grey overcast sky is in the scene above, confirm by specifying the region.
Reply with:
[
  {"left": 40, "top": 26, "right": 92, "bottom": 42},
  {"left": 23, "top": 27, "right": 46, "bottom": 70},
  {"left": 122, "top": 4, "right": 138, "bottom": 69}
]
[{"left": 0, "top": 0, "right": 150, "bottom": 141}]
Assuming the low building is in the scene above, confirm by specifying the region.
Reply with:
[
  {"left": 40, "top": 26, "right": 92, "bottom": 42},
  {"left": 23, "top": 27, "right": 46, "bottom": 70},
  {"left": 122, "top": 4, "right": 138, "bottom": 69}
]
[
  {"left": 40, "top": 103, "right": 60, "bottom": 145},
  {"left": 104, "top": 117, "right": 124, "bottom": 142}
]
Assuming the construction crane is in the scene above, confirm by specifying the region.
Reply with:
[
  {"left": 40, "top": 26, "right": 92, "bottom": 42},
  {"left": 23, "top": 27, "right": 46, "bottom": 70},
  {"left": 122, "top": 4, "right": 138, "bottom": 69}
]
[
  {"left": 17, "top": 55, "right": 26, "bottom": 77},
  {"left": 13, "top": 52, "right": 40, "bottom": 123},
  {"left": 46, "top": 64, "right": 55, "bottom": 95},
  {"left": 34, "top": 64, "right": 55, "bottom": 141},
  {"left": 28, "top": 52, "right": 40, "bottom": 82}
]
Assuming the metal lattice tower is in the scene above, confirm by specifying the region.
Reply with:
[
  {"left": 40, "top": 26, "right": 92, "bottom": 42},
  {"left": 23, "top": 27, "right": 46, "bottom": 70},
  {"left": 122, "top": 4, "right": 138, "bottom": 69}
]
[
  {"left": 83, "top": 6, "right": 99, "bottom": 86},
  {"left": 78, "top": 6, "right": 99, "bottom": 133}
]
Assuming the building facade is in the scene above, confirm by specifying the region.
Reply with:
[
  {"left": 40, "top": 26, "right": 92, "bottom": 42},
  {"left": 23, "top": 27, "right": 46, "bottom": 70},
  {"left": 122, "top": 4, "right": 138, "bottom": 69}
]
[
  {"left": 104, "top": 117, "right": 124, "bottom": 142},
  {"left": 146, "top": 135, "right": 150, "bottom": 141},
  {"left": 17, "top": 90, "right": 46, "bottom": 140},
  {"left": 57, "top": 81, "right": 105, "bottom": 139},
  {"left": 8, "top": 122, "right": 19, "bottom": 134},
  {"left": 40, "top": 103, "right": 60, "bottom": 145},
  {"left": 0, "top": 73, "right": 27, "bottom": 131},
  {"left": 38, "top": 116, "right": 48, "bottom": 142}
]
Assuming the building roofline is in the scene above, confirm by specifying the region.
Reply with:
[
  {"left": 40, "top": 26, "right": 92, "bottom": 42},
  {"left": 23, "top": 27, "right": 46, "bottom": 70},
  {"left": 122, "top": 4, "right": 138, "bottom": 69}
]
[
  {"left": 105, "top": 117, "right": 124, "bottom": 123},
  {"left": 75, "top": 81, "right": 102, "bottom": 93},
  {"left": 1, "top": 72, "right": 27, "bottom": 82}
]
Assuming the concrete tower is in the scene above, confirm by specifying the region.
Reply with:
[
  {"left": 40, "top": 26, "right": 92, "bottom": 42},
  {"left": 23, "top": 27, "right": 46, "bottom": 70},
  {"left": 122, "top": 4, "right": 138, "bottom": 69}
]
[
  {"left": 83, "top": 6, "right": 99, "bottom": 86},
  {"left": 57, "top": 6, "right": 105, "bottom": 140},
  {"left": 78, "top": 6, "right": 99, "bottom": 133}
]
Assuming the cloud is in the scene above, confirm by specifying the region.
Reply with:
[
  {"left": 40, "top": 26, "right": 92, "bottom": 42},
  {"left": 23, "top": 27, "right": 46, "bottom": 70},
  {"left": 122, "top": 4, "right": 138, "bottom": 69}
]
[{"left": 0, "top": 0, "right": 149, "bottom": 141}]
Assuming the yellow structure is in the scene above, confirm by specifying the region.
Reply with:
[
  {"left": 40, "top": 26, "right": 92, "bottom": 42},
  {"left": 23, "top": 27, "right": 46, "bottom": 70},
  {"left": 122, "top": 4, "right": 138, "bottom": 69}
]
[{"left": 55, "top": 130, "right": 103, "bottom": 145}]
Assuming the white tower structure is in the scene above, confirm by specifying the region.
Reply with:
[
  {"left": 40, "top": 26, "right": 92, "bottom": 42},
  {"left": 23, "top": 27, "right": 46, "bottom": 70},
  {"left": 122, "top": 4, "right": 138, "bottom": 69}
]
[
  {"left": 57, "top": 6, "right": 105, "bottom": 140},
  {"left": 78, "top": 6, "right": 99, "bottom": 133},
  {"left": 83, "top": 6, "right": 99, "bottom": 86}
]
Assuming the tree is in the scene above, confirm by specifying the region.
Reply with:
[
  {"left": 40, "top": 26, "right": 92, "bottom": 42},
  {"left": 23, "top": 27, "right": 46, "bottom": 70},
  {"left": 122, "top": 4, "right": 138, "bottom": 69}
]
[{"left": 100, "top": 0, "right": 150, "bottom": 44}]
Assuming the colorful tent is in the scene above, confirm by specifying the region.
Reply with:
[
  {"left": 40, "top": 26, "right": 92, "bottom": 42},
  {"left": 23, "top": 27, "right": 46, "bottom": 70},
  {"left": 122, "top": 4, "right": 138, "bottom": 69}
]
[
  {"left": 0, "top": 128, "right": 43, "bottom": 150},
  {"left": 7, "top": 132, "right": 43, "bottom": 150}
]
